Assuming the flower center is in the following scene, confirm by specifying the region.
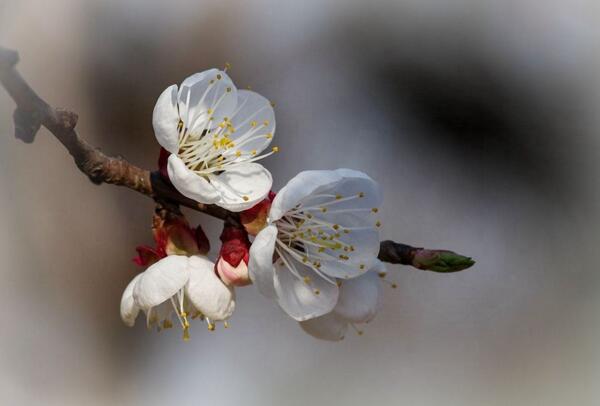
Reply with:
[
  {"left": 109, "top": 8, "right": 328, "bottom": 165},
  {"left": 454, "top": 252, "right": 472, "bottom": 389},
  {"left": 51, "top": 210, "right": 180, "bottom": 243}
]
[
  {"left": 273, "top": 192, "right": 380, "bottom": 290},
  {"left": 174, "top": 76, "right": 278, "bottom": 179}
]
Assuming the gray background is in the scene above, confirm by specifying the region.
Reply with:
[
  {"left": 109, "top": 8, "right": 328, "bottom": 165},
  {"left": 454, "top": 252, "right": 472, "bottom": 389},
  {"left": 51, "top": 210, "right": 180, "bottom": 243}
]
[{"left": 1, "top": 0, "right": 599, "bottom": 404}]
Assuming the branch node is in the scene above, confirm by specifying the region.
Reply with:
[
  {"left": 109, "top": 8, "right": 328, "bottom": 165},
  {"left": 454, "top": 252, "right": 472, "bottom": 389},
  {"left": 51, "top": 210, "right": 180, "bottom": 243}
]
[
  {"left": 13, "top": 107, "right": 42, "bottom": 143},
  {"left": 54, "top": 108, "right": 78, "bottom": 131}
]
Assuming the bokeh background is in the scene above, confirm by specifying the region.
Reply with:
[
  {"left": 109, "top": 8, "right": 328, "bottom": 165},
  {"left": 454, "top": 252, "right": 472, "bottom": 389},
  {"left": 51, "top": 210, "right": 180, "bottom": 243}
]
[{"left": 1, "top": 0, "right": 600, "bottom": 405}]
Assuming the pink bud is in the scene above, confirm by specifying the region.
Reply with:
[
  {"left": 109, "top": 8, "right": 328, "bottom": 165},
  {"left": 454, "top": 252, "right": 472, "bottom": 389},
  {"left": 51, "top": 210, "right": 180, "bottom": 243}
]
[
  {"left": 216, "top": 224, "right": 251, "bottom": 286},
  {"left": 216, "top": 256, "right": 251, "bottom": 287}
]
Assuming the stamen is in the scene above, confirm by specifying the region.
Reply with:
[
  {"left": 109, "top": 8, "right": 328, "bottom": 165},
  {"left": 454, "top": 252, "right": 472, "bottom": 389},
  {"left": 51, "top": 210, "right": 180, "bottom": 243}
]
[{"left": 350, "top": 323, "right": 364, "bottom": 336}]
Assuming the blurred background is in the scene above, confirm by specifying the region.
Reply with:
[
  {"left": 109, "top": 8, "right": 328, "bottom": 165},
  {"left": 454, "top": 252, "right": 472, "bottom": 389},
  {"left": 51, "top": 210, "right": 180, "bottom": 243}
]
[{"left": 1, "top": 0, "right": 600, "bottom": 404}]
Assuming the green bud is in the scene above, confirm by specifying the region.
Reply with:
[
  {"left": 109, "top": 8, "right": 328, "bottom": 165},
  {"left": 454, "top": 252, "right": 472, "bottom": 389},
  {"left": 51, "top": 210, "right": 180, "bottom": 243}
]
[{"left": 412, "top": 249, "right": 475, "bottom": 273}]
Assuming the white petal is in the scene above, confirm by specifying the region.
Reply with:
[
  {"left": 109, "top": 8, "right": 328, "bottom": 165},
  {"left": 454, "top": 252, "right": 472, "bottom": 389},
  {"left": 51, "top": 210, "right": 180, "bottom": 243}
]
[
  {"left": 224, "top": 90, "right": 275, "bottom": 156},
  {"left": 334, "top": 263, "right": 383, "bottom": 323},
  {"left": 185, "top": 256, "right": 235, "bottom": 321},
  {"left": 178, "top": 69, "right": 237, "bottom": 133},
  {"left": 208, "top": 162, "right": 272, "bottom": 212},
  {"left": 120, "top": 273, "right": 143, "bottom": 327},
  {"left": 299, "top": 312, "right": 348, "bottom": 341},
  {"left": 133, "top": 256, "right": 190, "bottom": 310},
  {"left": 273, "top": 255, "right": 339, "bottom": 321},
  {"left": 307, "top": 228, "right": 380, "bottom": 279},
  {"left": 152, "top": 84, "right": 180, "bottom": 154},
  {"left": 248, "top": 225, "right": 278, "bottom": 298},
  {"left": 333, "top": 168, "right": 383, "bottom": 210},
  {"left": 269, "top": 170, "right": 343, "bottom": 221},
  {"left": 167, "top": 154, "right": 220, "bottom": 204}
]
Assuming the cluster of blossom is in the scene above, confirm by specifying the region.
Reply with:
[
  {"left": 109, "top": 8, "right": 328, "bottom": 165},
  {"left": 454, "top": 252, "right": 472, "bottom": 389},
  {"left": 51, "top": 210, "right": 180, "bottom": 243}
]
[{"left": 121, "top": 69, "right": 386, "bottom": 341}]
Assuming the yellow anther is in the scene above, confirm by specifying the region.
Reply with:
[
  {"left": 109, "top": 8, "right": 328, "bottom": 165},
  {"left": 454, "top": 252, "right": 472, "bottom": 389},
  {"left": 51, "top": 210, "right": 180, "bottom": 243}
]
[
  {"left": 314, "top": 289, "right": 320, "bottom": 295},
  {"left": 357, "top": 330, "right": 364, "bottom": 336},
  {"left": 376, "top": 221, "right": 382, "bottom": 227},
  {"left": 307, "top": 214, "right": 313, "bottom": 219},
  {"left": 250, "top": 121, "right": 257, "bottom": 127},
  {"left": 302, "top": 256, "right": 308, "bottom": 263},
  {"left": 359, "top": 264, "right": 366, "bottom": 270},
  {"left": 378, "top": 272, "right": 387, "bottom": 278},
  {"left": 263, "top": 120, "right": 270, "bottom": 126},
  {"left": 207, "top": 108, "right": 214, "bottom": 114},
  {"left": 391, "top": 283, "right": 398, "bottom": 289},
  {"left": 226, "top": 87, "right": 232, "bottom": 93},
  {"left": 320, "top": 207, "right": 328, "bottom": 213},
  {"left": 224, "top": 321, "right": 229, "bottom": 329},
  {"left": 162, "top": 319, "right": 173, "bottom": 329},
  {"left": 247, "top": 85, "right": 253, "bottom": 90},
  {"left": 336, "top": 194, "right": 343, "bottom": 200},
  {"left": 336, "top": 280, "right": 343, "bottom": 287},
  {"left": 343, "top": 229, "right": 350, "bottom": 234},
  {"left": 180, "top": 312, "right": 188, "bottom": 318},
  {"left": 207, "top": 323, "right": 216, "bottom": 331},
  {"left": 333, "top": 224, "right": 340, "bottom": 230},
  {"left": 235, "top": 151, "right": 242, "bottom": 157},
  {"left": 318, "top": 247, "right": 325, "bottom": 253},
  {"left": 251, "top": 149, "right": 257, "bottom": 155},
  {"left": 224, "top": 62, "right": 231, "bottom": 70},
  {"left": 265, "top": 133, "right": 273, "bottom": 139},
  {"left": 217, "top": 74, "right": 222, "bottom": 80},
  {"left": 358, "top": 192, "right": 365, "bottom": 198},
  {"left": 371, "top": 208, "right": 379, "bottom": 213},
  {"left": 303, "top": 276, "right": 311, "bottom": 284},
  {"left": 243, "top": 195, "right": 249, "bottom": 201},
  {"left": 183, "top": 327, "right": 190, "bottom": 341},
  {"left": 272, "top": 146, "right": 279, "bottom": 153},
  {"left": 210, "top": 79, "right": 215, "bottom": 84},
  {"left": 270, "top": 101, "right": 276, "bottom": 107}
]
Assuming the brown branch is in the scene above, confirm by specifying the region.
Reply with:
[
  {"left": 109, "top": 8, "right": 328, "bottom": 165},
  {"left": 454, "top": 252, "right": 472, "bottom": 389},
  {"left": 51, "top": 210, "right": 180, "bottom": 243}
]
[
  {"left": 0, "top": 47, "right": 230, "bottom": 220},
  {"left": 0, "top": 46, "right": 474, "bottom": 271}
]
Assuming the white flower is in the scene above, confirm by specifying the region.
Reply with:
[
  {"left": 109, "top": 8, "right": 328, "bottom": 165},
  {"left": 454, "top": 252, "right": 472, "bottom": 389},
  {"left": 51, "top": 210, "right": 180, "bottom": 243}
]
[
  {"left": 120, "top": 255, "right": 235, "bottom": 339},
  {"left": 300, "top": 261, "right": 385, "bottom": 341},
  {"left": 153, "top": 69, "right": 277, "bottom": 212},
  {"left": 248, "top": 169, "right": 383, "bottom": 321}
]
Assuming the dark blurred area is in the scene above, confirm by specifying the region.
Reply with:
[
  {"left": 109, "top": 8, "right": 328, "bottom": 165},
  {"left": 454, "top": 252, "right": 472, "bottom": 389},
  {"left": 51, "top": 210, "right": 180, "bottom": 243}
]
[{"left": 1, "top": 1, "right": 599, "bottom": 405}]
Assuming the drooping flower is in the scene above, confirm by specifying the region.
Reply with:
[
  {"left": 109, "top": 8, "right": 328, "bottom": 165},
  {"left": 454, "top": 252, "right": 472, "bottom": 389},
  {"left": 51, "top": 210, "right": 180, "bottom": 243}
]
[
  {"left": 152, "top": 69, "right": 278, "bottom": 211},
  {"left": 120, "top": 255, "right": 235, "bottom": 339},
  {"left": 248, "top": 169, "right": 383, "bottom": 321},
  {"left": 215, "top": 223, "right": 252, "bottom": 287},
  {"left": 300, "top": 260, "right": 385, "bottom": 341}
]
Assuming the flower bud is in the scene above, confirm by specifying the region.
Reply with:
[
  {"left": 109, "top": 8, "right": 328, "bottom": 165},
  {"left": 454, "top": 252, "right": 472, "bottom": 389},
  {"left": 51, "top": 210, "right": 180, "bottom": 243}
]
[
  {"left": 412, "top": 249, "right": 475, "bottom": 273},
  {"left": 240, "top": 191, "right": 276, "bottom": 236},
  {"left": 215, "top": 225, "right": 251, "bottom": 286}
]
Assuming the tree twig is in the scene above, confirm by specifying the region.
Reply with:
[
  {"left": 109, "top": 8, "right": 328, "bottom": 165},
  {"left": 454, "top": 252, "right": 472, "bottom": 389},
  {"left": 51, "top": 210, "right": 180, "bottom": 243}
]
[{"left": 0, "top": 46, "right": 474, "bottom": 271}]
